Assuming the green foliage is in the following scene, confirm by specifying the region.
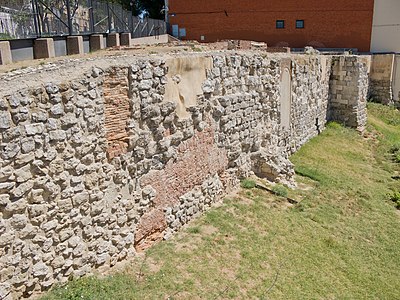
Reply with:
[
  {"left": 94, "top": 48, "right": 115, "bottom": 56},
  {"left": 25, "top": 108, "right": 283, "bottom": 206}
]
[
  {"left": 390, "top": 143, "right": 400, "bottom": 163},
  {"left": 240, "top": 179, "right": 256, "bottom": 189},
  {"left": 368, "top": 103, "right": 400, "bottom": 126},
  {"left": 271, "top": 184, "right": 288, "bottom": 197},
  {"left": 0, "top": 33, "right": 13, "bottom": 40},
  {"left": 389, "top": 191, "right": 400, "bottom": 209},
  {"left": 326, "top": 121, "right": 342, "bottom": 129},
  {"left": 116, "top": 0, "right": 164, "bottom": 19},
  {"left": 191, "top": 46, "right": 203, "bottom": 52}
]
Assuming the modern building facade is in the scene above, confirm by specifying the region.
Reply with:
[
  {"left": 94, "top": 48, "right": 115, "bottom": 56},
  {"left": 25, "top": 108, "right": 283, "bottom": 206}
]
[
  {"left": 168, "top": 0, "right": 375, "bottom": 52},
  {"left": 370, "top": 0, "right": 400, "bottom": 53},
  {"left": 369, "top": 0, "right": 400, "bottom": 104}
]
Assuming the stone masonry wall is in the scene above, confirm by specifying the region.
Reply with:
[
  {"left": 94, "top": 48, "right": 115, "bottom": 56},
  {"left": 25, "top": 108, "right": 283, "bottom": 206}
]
[
  {"left": 329, "top": 56, "right": 369, "bottom": 131},
  {"left": 0, "top": 52, "right": 368, "bottom": 299},
  {"left": 369, "top": 78, "right": 393, "bottom": 105},
  {"left": 368, "top": 54, "right": 394, "bottom": 105}
]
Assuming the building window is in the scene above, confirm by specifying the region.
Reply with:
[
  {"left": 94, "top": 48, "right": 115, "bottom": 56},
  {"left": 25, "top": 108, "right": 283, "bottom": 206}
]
[
  {"left": 172, "top": 24, "right": 179, "bottom": 38},
  {"left": 179, "top": 28, "right": 186, "bottom": 37},
  {"left": 276, "top": 20, "right": 285, "bottom": 29},
  {"left": 296, "top": 20, "right": 304, "bottom": 29}
]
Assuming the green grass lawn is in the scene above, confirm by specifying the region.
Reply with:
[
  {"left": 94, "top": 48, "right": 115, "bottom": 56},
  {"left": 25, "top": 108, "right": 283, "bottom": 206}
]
[{"left": 42, "top": 103, "right": 400, "bottom": 300}]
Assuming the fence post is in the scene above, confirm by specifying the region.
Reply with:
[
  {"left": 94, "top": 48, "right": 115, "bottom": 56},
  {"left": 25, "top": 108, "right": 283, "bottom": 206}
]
[
  {"left": 65, "top": 0, "right": 73, "bottom": 35},
  {"left": 31, "top": 0, "right": 40, "bottom": 37},
  {"left": 89, "top": 0, "right": 95, "bottom": 33},
  {"left": 129, "top": 1, "right": 134, "bottom": 34},
  {"left": 129, "top": 10, "right": 133, "bottom": 34},
  {"left": 34, "top": 0, "right": 43, "bottom": 37},
  {"left": 107, "top": 2, "right": 112, "bottom": 33}
]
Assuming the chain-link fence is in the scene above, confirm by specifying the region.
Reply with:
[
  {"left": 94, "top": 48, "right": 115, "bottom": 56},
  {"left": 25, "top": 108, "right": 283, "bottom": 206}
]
[{"left": 0, "top": 0, "right": 166, "bottom": 40}]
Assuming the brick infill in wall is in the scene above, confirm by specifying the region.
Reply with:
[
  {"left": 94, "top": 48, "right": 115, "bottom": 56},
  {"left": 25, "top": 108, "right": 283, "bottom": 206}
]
[
  {"left": 103, "top": 67, "right": 130, "bottom": 159},
  {"left": 135, "top": 126, "right": 228, "bottom": 250}
]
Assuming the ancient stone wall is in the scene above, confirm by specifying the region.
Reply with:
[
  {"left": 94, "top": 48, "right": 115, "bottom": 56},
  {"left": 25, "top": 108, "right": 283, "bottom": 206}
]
[
  {"left": 0, "top": 52, "right": 368, "bottom": 299},
  {"left": 329, "top": 56, "right": 369, "bottom": 131},
  {"left": 368, "top": 54, "right": 395, "bottom": 105}
]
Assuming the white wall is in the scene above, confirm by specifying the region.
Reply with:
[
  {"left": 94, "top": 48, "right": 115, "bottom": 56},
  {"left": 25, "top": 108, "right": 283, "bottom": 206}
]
[
  {"left": 371, "top": 0, "right": 400, "bottom": 53},
  {"left": 131, "top": 34, "right": 169, "bottom": 45}
]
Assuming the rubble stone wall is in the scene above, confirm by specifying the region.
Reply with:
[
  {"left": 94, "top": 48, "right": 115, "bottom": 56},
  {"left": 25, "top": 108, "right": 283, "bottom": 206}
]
[{"left": 0, "top": 52, "right": 369, "bottom": 299}]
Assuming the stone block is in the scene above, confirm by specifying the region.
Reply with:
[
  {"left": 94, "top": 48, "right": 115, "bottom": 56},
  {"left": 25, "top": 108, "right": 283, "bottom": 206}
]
[
  {"left": 90, "top": 34, "right": 104, "bottom": 52},
  {"left": 120, "top": 33, "right": 132, "bottom": 46},
  {"left": 0, "top": 41, "right": 12, "bottom": 65},
  {"left": 34, "top": 38, "right": 55, "bottom": 59},
  {"left": 107, "top": 33, "right": 120, "bottom": 47},
  {"left": 67, "top": 36, "right": 84, "bottom": 55}
]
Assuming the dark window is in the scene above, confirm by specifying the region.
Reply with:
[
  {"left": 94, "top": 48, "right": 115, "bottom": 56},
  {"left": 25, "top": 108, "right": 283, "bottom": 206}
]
[
  {"left": 276, "top": 20, "right": 285, "bottom": 29},
  {"left": 296, "top": 20, "right": 305, "bottom": 29}
]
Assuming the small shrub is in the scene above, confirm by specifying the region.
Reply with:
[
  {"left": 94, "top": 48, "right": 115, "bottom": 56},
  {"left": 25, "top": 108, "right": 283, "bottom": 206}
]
[
  {"left": 240, "top": 179, "right": 256, "bottom": 189},
  {"left": 389, "top": 144, "right": 400, "bottom": 163},
  {"left": 390, "top": 144, "right": 400, "bottom": 154},
  {"left": 326, "top": 122, "right": 342, "bottom": 129},
  {"left": 369, "top": 103, "right": 400, "bottom": 126},
  {"left": 272, "top": 184, "right": 288, "bottom": 198},
  {"left": 191, "top": 46, "right": 203, "bottom": 52},
  {"left": 389, "top": 192, "right": 400, "bottom": 209}
]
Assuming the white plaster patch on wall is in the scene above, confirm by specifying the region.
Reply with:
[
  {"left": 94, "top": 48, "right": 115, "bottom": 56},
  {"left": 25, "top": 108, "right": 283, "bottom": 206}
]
[
  {"left": 280, "top": 67, "right": 292, "bottom": 130},
  {"left": 164, "top": 56, "right": 213, "bottom": 119}
]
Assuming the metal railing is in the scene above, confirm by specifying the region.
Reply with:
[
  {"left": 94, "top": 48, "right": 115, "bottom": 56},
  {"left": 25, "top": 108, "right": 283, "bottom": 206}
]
[{"left": 0, "top": 0, "right": 166, "bottom": 40}]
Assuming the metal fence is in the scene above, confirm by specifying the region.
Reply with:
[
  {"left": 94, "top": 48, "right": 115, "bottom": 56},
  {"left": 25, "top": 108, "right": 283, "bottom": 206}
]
[{"left": 0, "top": 0, "right": 166, "bottom": 40}]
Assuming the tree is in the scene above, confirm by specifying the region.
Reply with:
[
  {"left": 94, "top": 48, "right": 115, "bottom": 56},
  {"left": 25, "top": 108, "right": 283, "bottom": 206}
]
[
  {"left": 34, "top": 0, "right": 83, "bottom": 35},
  {"left": 118, "top": 0, "right": 164, "bottom": 19}
]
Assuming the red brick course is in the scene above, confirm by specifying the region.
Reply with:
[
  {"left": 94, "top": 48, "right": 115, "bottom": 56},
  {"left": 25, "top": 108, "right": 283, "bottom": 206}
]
[
  {"left": 103, "top": 67, "right": 130, "bottom": 160},
  {"left": 135, "top": 126, "right": 228, "bottom": 250},
  {"left": 169, "top": 0, "right": 374, "bottom": 52}
]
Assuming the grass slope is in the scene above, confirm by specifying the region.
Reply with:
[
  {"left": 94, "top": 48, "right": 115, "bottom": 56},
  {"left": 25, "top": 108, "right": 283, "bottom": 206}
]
[{"left": 42, "top": 104, "right": 400, "bottom": 300}]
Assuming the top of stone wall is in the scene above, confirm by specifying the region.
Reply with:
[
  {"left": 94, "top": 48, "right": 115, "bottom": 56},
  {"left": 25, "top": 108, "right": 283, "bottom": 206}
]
[{"left": 0, "top": 49, "right": 368, "bottom": 99}]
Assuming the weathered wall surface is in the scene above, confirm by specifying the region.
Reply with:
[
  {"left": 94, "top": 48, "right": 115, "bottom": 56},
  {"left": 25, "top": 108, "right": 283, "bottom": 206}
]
[
  {"left": 368, "top": 54, "right": 395, "bottom": 105},
  {"left": 330, "top": 56, "right": 369, "bottom": 131},
  {"left": 0, "top": 52, "right": 369, "bottom": 299},
  {"left": 394, "top": 55, "right": 400, "bottom": 106}
]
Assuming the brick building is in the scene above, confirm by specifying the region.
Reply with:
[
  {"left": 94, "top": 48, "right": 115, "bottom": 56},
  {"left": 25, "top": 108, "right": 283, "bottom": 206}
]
[{"left": 168, "top": 0, "right": 375, "bottom": 52}]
